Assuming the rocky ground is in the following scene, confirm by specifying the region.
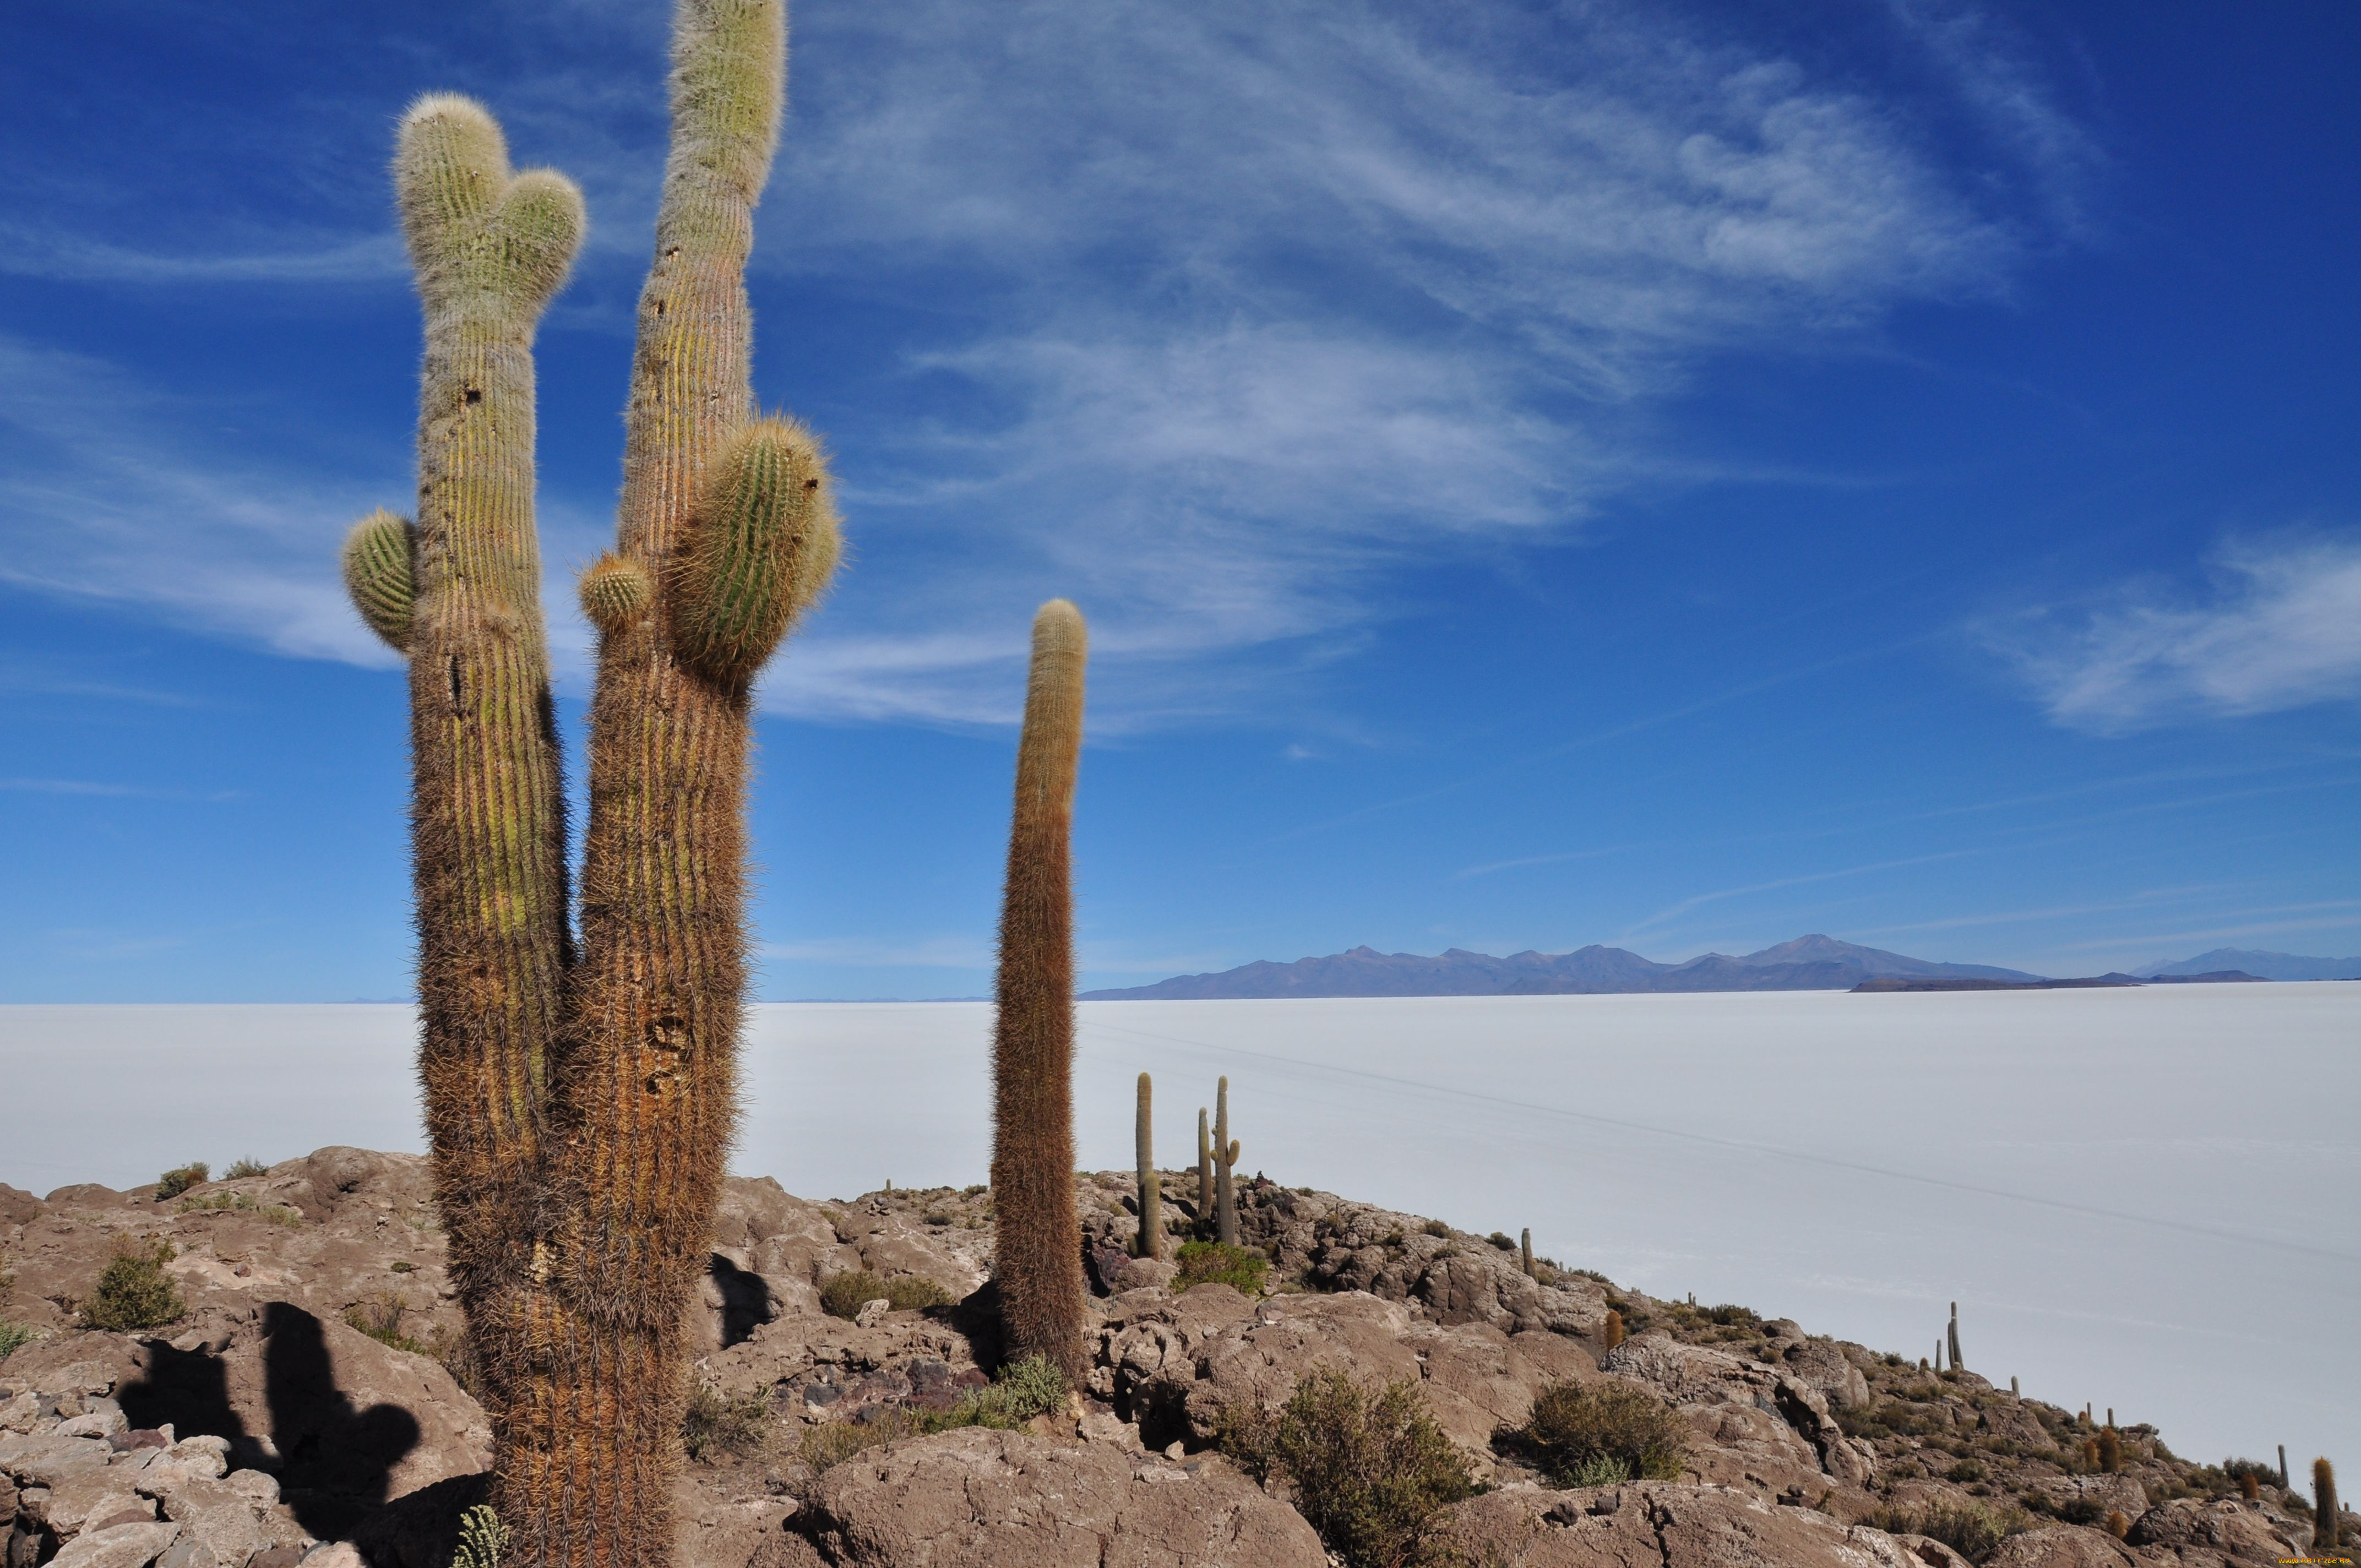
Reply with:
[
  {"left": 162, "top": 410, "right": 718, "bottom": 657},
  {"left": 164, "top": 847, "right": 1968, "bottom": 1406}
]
[{"left": 2, "top": 1151, "right": 2347, "bottom": 1568}]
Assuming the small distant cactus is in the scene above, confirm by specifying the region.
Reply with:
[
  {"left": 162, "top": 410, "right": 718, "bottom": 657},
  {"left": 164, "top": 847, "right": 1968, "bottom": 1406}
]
[
  {"left": 1195, "top": 1107, "right": 1212, "bottom": 1220},
  {"left": 2103, "top": 1510, "right": 2129, "bottom": 1539},
  {"left": 2098, "top": 1425, "right": 2123, "bottom": 1473},
  {"left": 1134, "top": 1072, "right": 1161, "bottom": 1260},
  {"left": 989, "top": 601, "right": 1091, "bottom": 1384},
  {"left": 1211, "top": 1076, "right": 1243, "bottom": 1246},
  {"left": 2318, "top": 1457, "right": 2341, "bottom": 1548},
  {"left": 1601, "top": 1309, "right": 1625, "bottom": 1351},
  {"left": 1947, "top": 1302, "right": 1963, "bottom": 1370},
  {"left": 1520, "top": 1228, "right": 1533, "bottom": 1278},
  {"left": 2240, "top": 1471, "right": 2260, "bottom": 1502}
]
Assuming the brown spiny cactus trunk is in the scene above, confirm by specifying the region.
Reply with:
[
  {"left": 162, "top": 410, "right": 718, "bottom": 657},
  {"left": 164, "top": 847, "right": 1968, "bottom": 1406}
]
[
  {"left": 990, "top": 601, "right": 1090, "bottom": 1385},
  {"left": 341, "top": 5, "right": 839, "bottom": 1565},
  {"left": 1134, "top": 1073, "right": 1160, "bottom": 1260}
]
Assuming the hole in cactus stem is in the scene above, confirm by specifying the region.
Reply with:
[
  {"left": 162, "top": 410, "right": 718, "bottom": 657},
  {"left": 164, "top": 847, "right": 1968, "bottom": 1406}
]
[
  {"left": 464, "top": 387, "right": 481, "bottom": 405},
  {"left": 654, "top": 300, "right": 666, "bottom": 316},
  {"left": 804, "top": 478, "right": 818, "bottom": 489}
]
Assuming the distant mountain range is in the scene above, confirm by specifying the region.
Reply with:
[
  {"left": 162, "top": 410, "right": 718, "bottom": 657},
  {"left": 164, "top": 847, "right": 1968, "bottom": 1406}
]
[
  {"left": 1080, "top": 934, "right": 2040, "bottom": 1000},
  {"left": 2137, "top": 948, "right": 2361, "bottom": 982}
]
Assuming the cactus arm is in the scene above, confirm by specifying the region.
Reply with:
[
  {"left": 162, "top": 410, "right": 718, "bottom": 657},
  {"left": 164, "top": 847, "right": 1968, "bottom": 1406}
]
[
  {"left": 670, "top": 415, "right": 841, "bottom": 684},
  {"left": 342, "top": 510, "right": 418, "bottom": 652},
  {"left": 378, "top": 91, "right": 584, "bottom": 1551},
  {"left": 990, "top": 601, "right": 1091, "bottom": 1381}
]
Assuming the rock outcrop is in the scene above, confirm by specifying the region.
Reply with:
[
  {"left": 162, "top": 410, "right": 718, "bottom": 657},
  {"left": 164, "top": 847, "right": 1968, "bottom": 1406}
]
[{"left": 2, "top": 1151, "right": 2338, "bottom": 1568}]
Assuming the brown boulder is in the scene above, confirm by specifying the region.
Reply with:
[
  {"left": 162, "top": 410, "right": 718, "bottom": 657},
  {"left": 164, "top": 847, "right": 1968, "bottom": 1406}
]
[
  {"left": 2126, "top": 1497, "right": 2298, "bottom": 1562},
  {"left": 1438, "top": 1482, "right": 1921, "bottom": 1567},
  {"left": 1982, "top": 1526, "right": 2137, "bottom": 1566},
  {"left": 775, "top": 1427, "right": 1325, "bottom": 1567}
]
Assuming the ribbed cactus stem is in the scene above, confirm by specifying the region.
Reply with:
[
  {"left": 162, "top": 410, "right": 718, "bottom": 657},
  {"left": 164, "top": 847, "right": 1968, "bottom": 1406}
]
[
  {"left": 548, "top": 4, "right": 823, "bottom": 1560},
  {"left": 2318, "top": 1458, "right": 2340, "bottom": 1548},
  {"left": 1134, "top": 1072, "right": 1160, "bottom": 1260},
  {"left": 360, "top": 92, "right": 585, "bottom": 1523},
  {"left": 1196, "top": 1107, "right": 1211, "bottom": 1225},
  {"left": 346, "top": 8, "right": 841, "bottom": 1565},
  {"left": 989, "top": 601, "right": 1090, "bottom": 1384},
  {"left": 1520, "top": 1227, "right": 1533, "bottom": 1278},
  {"left": 1949, "top": 1301, "right": 1963, "bottom": 1370},
  {"left": 1214, "top": 1076, "right": 1237, "bottom": 1247}
]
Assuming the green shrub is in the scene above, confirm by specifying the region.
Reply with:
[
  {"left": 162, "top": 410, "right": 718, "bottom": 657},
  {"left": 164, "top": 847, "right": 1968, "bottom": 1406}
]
[
  {"left": 817, "top": 1270, "right": 952, "bottom": 1319},
  {"left": 81, "top": 1237, "right": 184, "bottom": 1331},
  {"left": 1174, "top": 1240, "right": 1267, "bottom": 1295},
  {"left": 1864, "top": 1500, "right": 2026, "bottom": 1564},
  {"left": 1702, "top": 1303, "right": 1758, "bottom": 1327},
  {"left": 1517, "top": 1379, "right": 1688, "bottom": 1485},
  {"left": 1421, "top": 1219, "right": 1450, "bottom": 1238},
  {"left": 1947, "top": 1458, "right": 1987, "bottom": 1483},
  {"left": 154, "top": 1163, "right": 209, "bottom": 1202},
  {"left": 223, "top": 1157, "right": 270, "bottom": 1179},
  {"left": 0, "top": 1321, "right": 43, "bottom": 1359},
  {"left": 1217, "top": 1371, "right": 1473, "bottom": 1568},
  {"left": 1486, "top": 1232, "right": 1515, "bottom": 1251},
  {"left": 451, "top": 1504, "right": 509, "bottom": 1568},
  {"left": 683, "top": 1382, "right": 774, "bottom": 1462}
]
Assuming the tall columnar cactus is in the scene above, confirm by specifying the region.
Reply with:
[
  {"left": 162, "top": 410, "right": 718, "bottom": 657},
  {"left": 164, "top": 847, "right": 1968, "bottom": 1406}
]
[
  {"left": 1196, "top": 1107, "right": 1212, "bottom": 1220},
  {"left": 1947, "top": 1302, "right": 1962, "bottom": 1370},
  {"left": 1134, "top": 1072, "right": 1161, "bottom": 1260},
  {"left": 1212, "top": 1075, "right": 1242, "bottom": 1246},
  {"left": 340, "top": 6, "right": 838, "bottom": 1565},
  {"left": 2319, "top": 1458, "right": 2341, "bottom": 1548},
  {"left": 1520, "top": 1228, "right": 1533, "bottom": 1278},
  {"left": 989, "top": 601, "right": 1090, "bottom": 1384}
]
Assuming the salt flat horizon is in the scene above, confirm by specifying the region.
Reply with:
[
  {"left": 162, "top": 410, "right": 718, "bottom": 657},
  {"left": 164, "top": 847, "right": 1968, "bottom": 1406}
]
[{"left": 3, "top": 986, "right": 2353, "bottom": 1479}]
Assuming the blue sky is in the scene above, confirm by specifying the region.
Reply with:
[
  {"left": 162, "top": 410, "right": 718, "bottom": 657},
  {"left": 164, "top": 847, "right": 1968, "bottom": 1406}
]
[{"left": 2, "top": 0, "right": 2356, "bottom": 1001}]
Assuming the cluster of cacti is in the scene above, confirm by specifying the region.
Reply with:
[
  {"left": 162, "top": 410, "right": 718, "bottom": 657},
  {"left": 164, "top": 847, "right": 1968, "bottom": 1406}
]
[
  {"left": 341, "top": 4, "right": 840, "bottom": 1563},
  {"left": 1134, "top": 1073, "right": 1161, "bottom": 1260},
  {"left": 1211, "top": 1076, "right": 1244, "bottom": 1244},
  {"left": 988, "top": 601, "right": 1091, "bottom": 1385}
]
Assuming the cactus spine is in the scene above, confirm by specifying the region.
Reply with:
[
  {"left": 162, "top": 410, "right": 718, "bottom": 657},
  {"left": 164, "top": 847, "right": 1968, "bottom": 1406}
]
[
  {"left": 1212, "top": 1076, "right": 1242, "bottom": 1246},
  {"left": 2319, "top": 1458, "right": 2341, "bottom": 1548},
  {"left": 340, "top": 7, "right": 839, "bottom": 1565},
  {"left": 1134, "top": 1072, "right": 1161, "bottom": 1260},
  {"left": 989, "top": 601, "right": 1090, "bottom": 1384}
]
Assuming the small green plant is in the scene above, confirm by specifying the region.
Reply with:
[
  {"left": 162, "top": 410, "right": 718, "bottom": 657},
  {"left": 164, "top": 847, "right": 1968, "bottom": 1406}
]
[
  {"left": 81, "top": 1237, "right": 184, "bottom": 1331},
  {"left": 155, "top": 1163, "right": 209, "bottom": 1201},
  {"left": 223, "top": 1158, "right": 270, "bottom": 1179},
  {"left": 817, "top": 1271, "right": 952, "bottom": 1320},
  {"left": 1517, "top": 1379, "right": 1688, "bottom": 1485},
  {"left": 1947, "top": 1458, "right": 1987, "bottom": 1483},
  {"left": 1174, "top": 1240, "right": 1267, "bottom": 1295},
  {"left": 1421, "top": 1219, "right": 1450, "bottom": 1238},
  {"left": 450, "top": 1504, "right": 509, "bottom": 1568},
  {"left": 1702, "top": 1303, "right": 1758, "bottom": 1327},
  {"left": 0, "top": 1321, "right": 44, "bottom": 1359},
  {"left": 1217, "top": 1370, "right": 1473, "bottom": 1568},
  {"left": 345, "top": 1293, "right": 432, "bottom": 1355},
  {"left": 1486, "top": 1231, "right": 1514, "bottom": 1251},
  {"left": 683, "top": 1382, "right": 774, "bottom": 1462},
  {"left": 1863, "top": 1500, "right": 2025, "bottom": 1564},
  {"left": 391, "top": 1260, "right": 417, "bottom": 1273}
]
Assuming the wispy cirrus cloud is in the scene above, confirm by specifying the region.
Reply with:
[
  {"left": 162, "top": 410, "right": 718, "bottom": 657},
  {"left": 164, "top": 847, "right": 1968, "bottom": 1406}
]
[
  {"left": 1989, "top": 533, "right": 2361, "bottom": 732},
  {"left": 3, "top": 0, "right": 2097, "bottom": 730}
]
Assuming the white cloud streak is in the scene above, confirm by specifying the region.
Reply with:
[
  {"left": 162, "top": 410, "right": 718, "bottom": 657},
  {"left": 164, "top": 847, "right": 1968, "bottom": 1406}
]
[
  {"left": 1993, "top": 535, "right": 2361, "bottom": 732},
  {"left": 3, "top": 0, "right": 2092, "bottom": 729}
]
